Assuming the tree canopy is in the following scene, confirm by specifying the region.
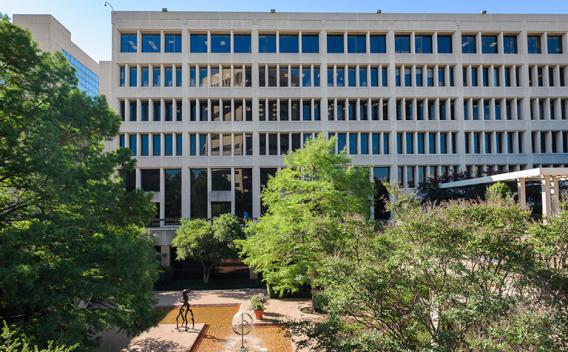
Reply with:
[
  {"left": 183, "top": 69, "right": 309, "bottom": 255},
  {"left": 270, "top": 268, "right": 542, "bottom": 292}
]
[
  {"left": 290, "top": 188, "right": 568, "bottom": 351},
  {"left": 172, "top": 214, "right": 245, "bottom": 284},
  {"left": 0, "top": 17, "right": 158, "bottom": 350},
  {"left": 237, "top": 135, "right": 375, "bottom": 295}
]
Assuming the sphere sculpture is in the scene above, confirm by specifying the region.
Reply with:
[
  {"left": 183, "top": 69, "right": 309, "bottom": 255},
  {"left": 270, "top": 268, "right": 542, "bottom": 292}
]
[{"left": 232, "top": 312, "right": 254, "bottom": 352}]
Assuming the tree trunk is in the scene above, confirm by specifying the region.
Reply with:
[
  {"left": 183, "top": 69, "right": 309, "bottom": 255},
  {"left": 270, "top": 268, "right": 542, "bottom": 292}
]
[{"left": 201, "top": 261, "right": 213, "bottom": 284}]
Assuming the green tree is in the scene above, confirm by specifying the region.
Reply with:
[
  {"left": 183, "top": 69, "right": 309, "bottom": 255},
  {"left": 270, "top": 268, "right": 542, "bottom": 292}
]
[
  {"left": 237, "top": 135, "right": 375, "bottom": 295},
  {"left": 291, "top": 189, "right": 566, "bottom": 351},
  {"left": 172, "top": 214, "right": 244, "bottom": 284},
  {"left": 0, "top": 18, "right": 158, "bottom": 350},
  {"left": 0, "top": 322, "right": 76, "bottom": 352}
]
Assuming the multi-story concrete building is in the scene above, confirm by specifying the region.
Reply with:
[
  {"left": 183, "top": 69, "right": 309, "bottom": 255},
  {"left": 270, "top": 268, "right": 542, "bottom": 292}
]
[
  {"left": 100, "top": 11, "right": 568, "bottom": 266},
  {"left": 13, "top": 14, "right": 99, "bottom": 96}
]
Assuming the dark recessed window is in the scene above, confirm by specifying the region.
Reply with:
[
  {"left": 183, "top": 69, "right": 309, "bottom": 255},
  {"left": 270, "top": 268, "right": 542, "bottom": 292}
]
[
  {"left": 164, "top": 33, "right": 181, "bottom": 52},
  {"left": 190, "top": 33, "right": 208, "bottom": 53},
  {"left": 482, "top": 35, "right": 498, "bottom": 54},
  {"left": 212, "top": 168, "right": 231, "bottom": 191},
  {"left": 327, "top": 34, "right": 344, "bottom": 53},
  {"left": 142, "top": 33, "right": 160, "bottom": 52},
  {"left": 279, "top": 34, "right": 299, "bottom": 53},
  {"left": 437, "top": 35, "right": 453, "bottom": 53},
  {"left": 120, "top": 33, "right": 137, "bottom": 52},
  {"left": 234, "top": 34, "right": 251, "bottom": 53},
  {"left": 348, "top": 34, "right": 366, "bottom": 53},
  {"left": 190, "top": 169, "right": 207, "bottom": 219},
  {"left": 211, "top": 34, "right": 230, "bottom": 53},
  {"left": 415, "top": 35, "right": 432, "bottom": 53},
  {"left": 370, "top": 34, "right": 386, "bottom": 53},
  {"left": 302, "top": 34, "right": 319, "bottom": 53},
  {"left": 548, "top": 35, "right": 563, "bottom": 54},
  {"left": 141, "top": 169, "right": 160, "bottom": 192},
  {"left": 528, "top": 35, "right": 541, "bottom": 54},
  {"left": 503, "top": 35, "right": 517, "bottom": 54},
  {"left": 259, "top": 34, "right": 277, "bottom": 53},
  {"left": 395, "top": 35, "right": 411, "bottom": 53},
  {"left": 462, "top": 35, "right": 477, "bottom": 54}
]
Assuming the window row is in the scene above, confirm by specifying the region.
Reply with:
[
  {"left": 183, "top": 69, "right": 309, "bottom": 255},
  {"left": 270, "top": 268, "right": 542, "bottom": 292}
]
[
  {"left": 395, "top": 65, "right": 455, "bottom": 87},
  {"left": 462, "top": 65, "right": 522, "bottom": 88},
  {"left": 189, "top": 133, "right": 254, "bottom": 156},
  {"left": 395, "top": 98, "right": 457, "bottom": 121},
  {"left": 464, "top": 131, "right": 525, "bottom": 154},
  {"left": 119, "top": 99, "right": 182, "bottom": 122},
  {"left": 463, "top": 98, "right": 524, "bottom": 121},
  {"left": 396, "top": 131, "right": 458, "bottom": 155},
  {"left": 120, "top": 133, "right": 183, "bottom": 156},
  {"left": 531, "top": 130, "right": 568, "bottom": 154},
  {"left": 327, "top": 98, "right": 389, "bottom": 121},
  {"left": 258, "top": 99, "right": 321, "bottom": 121},
  {"left": 329, "top": 132, "right": 390, "bottom": 155},
  {"left": 120, "top": 31, "right": 565, "bottom": 55},
  {"left": 120, "top": 64, "right": 183, "bottom": 88},
  {"left": 189, "top": 99, "right": 253, "bottom": 121},
  {"left": 327, "top": 65, "right": 388, "bottom": 87},
  {"left": 529, "top": 98, "right": 568, "bottom": 120},
  {"left": 188, "top": 65, "right": 252, "bottom": 87},
  {"left": 258, "top": 64, "right": 320, "bottom": 87},
  {"left": 528, "top": 65, "right": 568, "bottom": 87},
  {"left": 464, "top": 164, "right": 527, "bottom": 178},
  {"left": 397, "top": 165, "right": 461, "bottom": 189}
]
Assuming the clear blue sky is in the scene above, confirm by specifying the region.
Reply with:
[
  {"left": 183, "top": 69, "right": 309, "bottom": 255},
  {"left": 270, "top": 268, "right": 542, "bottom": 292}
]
[{"left": 3, "top": 0, "right": 568, "bottom": 62}]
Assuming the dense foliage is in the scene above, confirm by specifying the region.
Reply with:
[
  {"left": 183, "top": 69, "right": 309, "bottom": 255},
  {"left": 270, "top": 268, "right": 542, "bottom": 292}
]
[
  {"left": 0, "top": 17, "right": 159, "bottom": 350},
  {"left": 237, "top": 135, "right": 375, "bottom": 295},
  {"left": 172, "top": 214, "right": 245, "bottom": 284},
  {"left": 290, "top": 188, "right": 568, "bottom": 351}
]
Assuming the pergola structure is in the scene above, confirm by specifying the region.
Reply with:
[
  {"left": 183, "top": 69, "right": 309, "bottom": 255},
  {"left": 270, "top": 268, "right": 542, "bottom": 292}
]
[{"left": 438, "top": 168, "right": 568, "bottom": 217}]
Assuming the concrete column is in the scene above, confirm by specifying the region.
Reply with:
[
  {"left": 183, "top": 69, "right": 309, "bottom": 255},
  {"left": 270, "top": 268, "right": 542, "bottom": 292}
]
[
  {"left": 160, "top": 245, "right": 171, "bottom": 267},
  {"left": 552, "top": 176, "right": 561, "bottom": 216},
  {"left": 517, "top": 178, "right": 527, "bottom": 209},
  {"left": 541, "top": 175, "right": 552, "bottom": 218}
]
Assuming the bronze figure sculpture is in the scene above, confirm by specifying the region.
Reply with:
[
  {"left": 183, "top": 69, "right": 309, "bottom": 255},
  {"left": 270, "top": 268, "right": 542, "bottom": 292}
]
[{"left": 175, "top": 289, "right": 195, "bottom": 331}]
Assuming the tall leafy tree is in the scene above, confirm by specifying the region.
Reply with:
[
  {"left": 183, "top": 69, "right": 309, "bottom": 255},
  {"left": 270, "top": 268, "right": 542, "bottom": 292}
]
[
  {"left": 172, "top": 214, "right": 244, "bottom": 284},
  {"left": 0, "top": 17, "right": 158, "bottom": 350},
  {"left": 238, "top": 135, "right": 375, "bottom": 295}
]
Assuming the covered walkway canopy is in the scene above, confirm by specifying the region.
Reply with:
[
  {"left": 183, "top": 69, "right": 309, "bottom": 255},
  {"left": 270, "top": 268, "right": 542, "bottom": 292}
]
[{"left": 438, "top": 168, "right": 568, "bottom": 217}]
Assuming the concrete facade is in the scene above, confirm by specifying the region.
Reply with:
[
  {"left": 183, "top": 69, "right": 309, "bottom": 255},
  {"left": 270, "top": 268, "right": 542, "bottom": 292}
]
[
  {"left": 13, "top": 14, "right": 100, "bottom": 96},
  {"left": 101, "top": 11, "right": 568, "bottom": 246}
]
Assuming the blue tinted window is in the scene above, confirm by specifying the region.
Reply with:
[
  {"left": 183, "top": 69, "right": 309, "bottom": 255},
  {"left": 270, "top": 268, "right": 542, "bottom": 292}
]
[
  {"left": 327, "top": 68, "right": 333, "bottom": 87},
  {"left": 302, "top": 68, "right": 311, "bottom": 87},
  {"left": 359, "top": 67, "right": 367, "bottom": 87},
  {"left": 348, "top": 67, "right": 356, "bottom": 87},
  {"left": 504, "top": 35, "right": 517, "bottom": 54},
  {"left": 61, "top": 49, "right": 99, "bottom": 96},
  {"left": 548, "top": 35, "right": 563, "bottom": 54},
  {"left": 211, "top": 34, "right": 230, "bottom": 53},
  {"left": 165, "top": 134, "right": 173, "bottom": 156},
  {"left": 417, "top": 133, "right": 425, "bottom": 154},
  {"left": 437, "top": 35, "right": 453, "bottom": 53},
  {"left": 370, "top": 35, "right": 386, "bottom": 53},
  {"left": 397, "top": 133, "right": 403, "bottom": 154},
  {"left": 234, "top": 34, "right": 251, "bottom": 53},
  {"left": 129, "top": 67, "right": 137, "bottom": 87},
  {"left": 120, "top": 66, "right": 125, "bottom": 87},
  {"left": 302, "top": 34, "right": 319, "bottom": 53},
  {"left": 462, "top": 35, "right": 476, "bottom": 53},
  {"left": 190, "top": 34, "right": 208, "bottom": 53},
  {"left": 349, "top": 134, "right": 358, "bottom": 155},
  {"left": 348, "top": 34, "right": 366, "bottom": 53},
  {"left": 372, "top": 133, "right": 380, "bottom": 154},
  {"left": 141, "top": 134, "right": 149, "bottom": 156},
  {"left": 199, "top": 135, "right": 207, "bottom": 155},
  {"left": 121, "top": 33, "right": 137, "bottom": 52},
  {"left": 152, "top": 135, "right": 161, "bottom": 156},
  {"left": 361, "top": 133, "right": 369, "bottom": 154},
  {"left": 327, "top": 35, "right": 344, "bottom": 53},
  {"left": 314, "top": 100, "right": 320, "bottom": 120},
  {"left": 165, "top": 67, "right": 173, "bottom": 87},
  {"left": 371, "top": 67, "right": 378, "bottom": 87},
  {"left": 415, "top": 35, "right": 432, "bottom": 53},
  {"left": 129, "top": 135, "right": 137, "bottom": 156},
  {"left": 190, "top": 134, "right": 197, "bottom": 156},
  {"left": 279, "top": 34, "right": 299, "bottom": 53},
  {"left": 153, "top": 67, "right": 160, "bottom": 87},
  {"left": 382, "top": 67, "right": 388, "bottom": 86},
  {"left": 141, "top": 67, "right": 149, "bottom": 87},
  {"left": 119, "top": 134, "right": 125, "bottom": 148},
  {"left": 383, "top": 134, "right": 389, "bottom": 154},
  {"left": 176, "top": 67, "right": 182, "bottom": 87},
  {"left": 395, "top": 35, "right": 410, "bottom": 53},
  {"left": 259, "top": 34, "right": 276, "bottom": 53},
  {"left": 528, "top": 36, "right": 541, "bottom": 54},
  {"left": 336, "top": 67, "right": 345, "bottom": 87},
  {"left": 429, "top": 133, "right": 436, "bottom": 154},
  {"left": 141, "top": 101, "right": 149, "bottom": 121},
  {"left": 142, "top": 33, "right": 160, "bottom": 52},
  {"left": 165, "top": 101, "right": 173, "bottom": 121},
  {"left": 338, "top": 133, "right": 346, "bottom": 152},
  {"left": 303, "top": 101, "right": 311, "bottom": 120},
  {"left": 176, "top": 134, "right": 183, "bottom": 156},
  {"left": 165, "top": 33, "right": 181, "bottom": 52},
  {"left": 482, "top": 35, "right": 498, "bottom": 54}
]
